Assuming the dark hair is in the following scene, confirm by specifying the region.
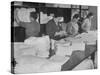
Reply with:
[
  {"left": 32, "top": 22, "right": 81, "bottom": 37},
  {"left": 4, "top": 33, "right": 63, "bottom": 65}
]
[
  {"left": 73, "top": 14, "right": 80, "bottom": 19},
  {"left": 86, "top": 12, "right": 93, "bottom": 18},
  {"left": 54, "top": 12, "right": 63, "bottom": 18},
  {"left": 54, "top": 15, "right": 62, "bottom": 18},
  {"left": 30, "top": 12, "right": 38, "bottom": 20},
  {"left": 78, "top": 17, "right": 84, "bottom": 22}
]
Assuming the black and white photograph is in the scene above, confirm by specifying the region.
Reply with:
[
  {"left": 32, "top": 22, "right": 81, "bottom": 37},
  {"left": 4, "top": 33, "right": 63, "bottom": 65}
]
[{"left": 11, "top": 1, "right": 97, "bottom": 74}]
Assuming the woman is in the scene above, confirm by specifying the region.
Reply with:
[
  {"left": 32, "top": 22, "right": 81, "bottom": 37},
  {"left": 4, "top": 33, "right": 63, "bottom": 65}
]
[
  {"left": 66, "top": 14, "right": 80, "bottom": 37},
  {"left": 81, "top": 12, "right": 94, "bottom": 32},
  {"left": 15, "top": 8, "right": 40, "bottom": 39},
  {"left": 46, "top": 14, "right": 66, "bottom": 40}
]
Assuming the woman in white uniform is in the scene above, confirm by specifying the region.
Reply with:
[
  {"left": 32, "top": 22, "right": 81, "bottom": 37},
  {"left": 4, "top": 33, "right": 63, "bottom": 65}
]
[
  {"left": 66, "top": 14, "right": 80, "bottom": 37},
  {"left": 81, "top": 12, "right": 94, "bottom": 32}
]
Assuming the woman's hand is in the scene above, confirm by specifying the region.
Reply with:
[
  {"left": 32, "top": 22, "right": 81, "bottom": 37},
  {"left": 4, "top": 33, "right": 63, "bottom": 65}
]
[{"left": 55, "top": 31, "right": 67, "bottom": 37}]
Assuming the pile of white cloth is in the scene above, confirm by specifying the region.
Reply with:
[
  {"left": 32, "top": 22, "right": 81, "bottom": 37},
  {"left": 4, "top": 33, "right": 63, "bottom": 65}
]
[
  {"left": 40, "top": 12, "right": 53, "bottom": 24},
  {"left": 14, "top": 36, "right": 50, "bottom": 58},
  {"left": 17, "top": 8, "right": 36, "bottom": 22},
  {"left": 24, "top": 36, "right": 50, "bottom": 51},
  {"left": 75, "top": 31, "right": 97, "bottom": 45},
  {"left": 55, "top": 39, "right": 85, "bottom": 56}
]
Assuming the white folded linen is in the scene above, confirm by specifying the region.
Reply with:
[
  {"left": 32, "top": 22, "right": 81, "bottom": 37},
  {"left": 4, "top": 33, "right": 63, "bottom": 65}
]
[
  {"left": 55, "top": 40, "right": 85, "bottom": 56},
  {"left": 70, "top": 41, "right": 85, "bottom": 51},
  {"left": 56, "top": 44, "right": 72, "bottom": 56}
]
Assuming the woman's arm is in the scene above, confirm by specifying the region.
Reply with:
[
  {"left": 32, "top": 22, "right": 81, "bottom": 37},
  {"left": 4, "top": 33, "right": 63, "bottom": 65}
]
[
  {"left": 67, "top": 23, "right": 74, "bottom": 35},
  {"left": 81, "top": 19, "right": 89, "bottom": 32}
]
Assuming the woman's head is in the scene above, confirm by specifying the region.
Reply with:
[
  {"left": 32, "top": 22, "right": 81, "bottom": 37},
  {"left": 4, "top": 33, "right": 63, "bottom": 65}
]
[
  {"left": 30, "top": 12, "right": 38, "bottom": 21},
  {"left": 54, "top": 15, "right": 63, "bottom": 22},
  {"left": 86, "top": 12, "right": 93, "bottom": 19},
  {"left": 72, "top": 14, "right": 80, "bottom": 22}
]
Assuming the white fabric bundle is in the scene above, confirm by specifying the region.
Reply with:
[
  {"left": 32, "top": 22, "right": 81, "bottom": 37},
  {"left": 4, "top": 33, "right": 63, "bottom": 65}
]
[
  {"left": 40, "top": 12, "right": 53, "bottom": 24},
  {"left": 14, "top": 36, "right": 50, "bottom": 58},
  {"left": 56, "top": 44, "right": 72, "bottom": 56},
  {"left": 70, "top": 41, "right": 85, "bottom": 51},
  {"left": 75, "top": 31, "right": 97, "bottom": 45},
  {"left": 17, "top": 8, "right": 36, "bottom": 22},
  {"left": 24, "top": 36, "right": 50, "bottom": 51},
  {"left": 55, "top": 40, "right": 72, "bottom": 56},
  {"left": 24, "top": 36, "right": 50, "bottom": 58},
  {"left": 55, "top": 40, "right": 85, "bottom": 56}
]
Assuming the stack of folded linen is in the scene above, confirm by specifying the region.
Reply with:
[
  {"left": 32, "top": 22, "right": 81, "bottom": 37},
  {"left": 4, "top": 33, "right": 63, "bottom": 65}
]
[
  {"left": 56, "top": 44, "right": 72, "bottom": 56},
  {"left": 75, "top": 31, "right": 97, "bottom": 45},
  {"left": 55, "top": 39, "right": 85, "bottom": 56},
  {"left": 70, "top": 41, "right": 85, "bottom": 51}
]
